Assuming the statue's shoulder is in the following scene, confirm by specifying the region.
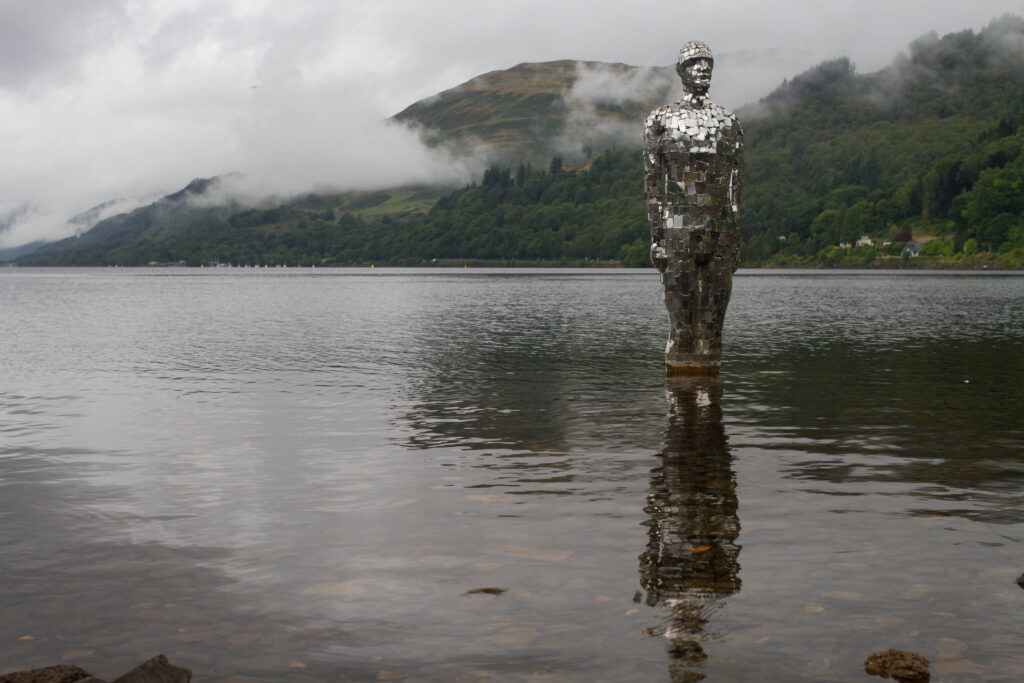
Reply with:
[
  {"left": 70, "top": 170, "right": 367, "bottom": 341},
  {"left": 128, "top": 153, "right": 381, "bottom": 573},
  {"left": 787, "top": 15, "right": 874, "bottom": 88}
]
[
  {"left": 709, "top": 102, "right": 743, "bottom": 134},
  {"left": 644, "top": 104, "right": 678, "bottom": 131}
]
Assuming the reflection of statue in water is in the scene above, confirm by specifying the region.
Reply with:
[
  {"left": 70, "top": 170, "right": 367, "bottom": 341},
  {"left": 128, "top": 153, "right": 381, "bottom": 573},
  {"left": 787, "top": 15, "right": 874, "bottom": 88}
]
[
  {"left": 639, "top": 377, "right": 741, "bottom": 680},
  {"left": 644, "top": 41, "right": 743, "bottom": 374}
]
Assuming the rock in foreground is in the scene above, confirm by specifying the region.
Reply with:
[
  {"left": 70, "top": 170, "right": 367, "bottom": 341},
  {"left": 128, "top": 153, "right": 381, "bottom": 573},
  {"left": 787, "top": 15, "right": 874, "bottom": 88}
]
[
  {"left": 0, "top": 664, "right": 93, "bottom": 683},
  {"left": 864, "top": 649, "right": 930, "bottom": 681},
  {"left": 0, "top": 655, "right": 190, "bottom": 683}
]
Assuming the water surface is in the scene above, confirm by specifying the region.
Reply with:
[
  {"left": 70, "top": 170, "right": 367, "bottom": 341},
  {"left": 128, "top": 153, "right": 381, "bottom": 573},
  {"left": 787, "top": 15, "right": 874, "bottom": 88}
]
[{"left": 1, "top": 268, "right": 1022, "bottom": 681}]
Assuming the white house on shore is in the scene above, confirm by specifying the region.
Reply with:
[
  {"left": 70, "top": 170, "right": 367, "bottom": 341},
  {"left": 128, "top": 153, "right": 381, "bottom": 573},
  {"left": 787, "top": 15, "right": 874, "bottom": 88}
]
[{"left": 903, "top": 241, "right": 925, "bottom": 257}]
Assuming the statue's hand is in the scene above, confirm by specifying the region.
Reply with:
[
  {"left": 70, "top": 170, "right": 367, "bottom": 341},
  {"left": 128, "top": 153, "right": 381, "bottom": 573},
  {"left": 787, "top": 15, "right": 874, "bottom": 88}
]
[{"left": 650, "top": 244, "right": 668, "bottom": 272}]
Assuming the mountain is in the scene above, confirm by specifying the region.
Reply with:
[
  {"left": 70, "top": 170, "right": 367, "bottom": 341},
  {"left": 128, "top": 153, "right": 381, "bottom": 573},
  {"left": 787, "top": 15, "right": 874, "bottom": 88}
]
[
  {"left": 20, "top": 177, "right": 240, "bottom": 265},
  {"left": 16, "top": 59, "right": 669, "bottom": 265},
  {"left": 393, "top": 59, "right": 674, "bottom": 165},
  {"left": 0, "top": 240, "right": 47, "bottom": 262},
  {"left": 16, "top": 179, "right": 450, "bottom": 266},
  {"left": 14, "top": 15, "right": 1024, "bottom": 268}
]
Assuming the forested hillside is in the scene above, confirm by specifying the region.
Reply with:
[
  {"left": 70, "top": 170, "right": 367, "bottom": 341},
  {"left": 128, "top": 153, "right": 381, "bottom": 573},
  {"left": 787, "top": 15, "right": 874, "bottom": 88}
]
[
  {"left": 19, "top": 153, "right": 646, "bottom": 267},
  {"left": 15, "top": 16, "right": 1024, "bottom": 268},
  {"left": 739, "top": 17, "right": 1024, "bottom": 265}
]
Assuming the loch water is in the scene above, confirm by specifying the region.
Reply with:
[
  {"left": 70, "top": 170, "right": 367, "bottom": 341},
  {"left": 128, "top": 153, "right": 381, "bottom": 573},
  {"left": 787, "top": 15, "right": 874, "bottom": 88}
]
[{"left": 1, "top": 267, "right": 1022, "bottom": 681}]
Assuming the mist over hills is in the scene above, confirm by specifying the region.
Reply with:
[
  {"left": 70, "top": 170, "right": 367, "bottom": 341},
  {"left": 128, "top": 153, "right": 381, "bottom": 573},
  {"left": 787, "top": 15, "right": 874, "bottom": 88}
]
[
  {"left": 17, "top": 178, "right": 239, "bottom": 264},
  {"left": 12, "top": 15, "right": 1024, "bottom": 268}
]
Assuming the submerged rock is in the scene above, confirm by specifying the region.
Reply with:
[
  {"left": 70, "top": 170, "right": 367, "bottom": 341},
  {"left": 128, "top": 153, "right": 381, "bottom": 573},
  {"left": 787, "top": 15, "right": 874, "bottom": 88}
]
[
  {"left": 1, "top": 655, "right": 190, "bottom": 683},
  {"left": 1015, "top": 572, "right": 1024, "bottom": 589},
  {"left": 0, "top": 665, "right": 93, "bottom": 683},
  {"left": 111, "top": 655, "right": 190, "bottom": 683},
  {"left": 463, "top": 586, "right": 507, "bottom": 596},
  {"left": 864, "top": 649, "right": 930, "bottom": 681}
]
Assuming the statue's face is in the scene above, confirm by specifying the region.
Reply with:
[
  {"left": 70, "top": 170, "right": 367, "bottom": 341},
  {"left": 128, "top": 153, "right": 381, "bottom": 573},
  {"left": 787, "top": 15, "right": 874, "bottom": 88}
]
[{"left": 681, "top": 58, "right": 712, "bottom": 95}]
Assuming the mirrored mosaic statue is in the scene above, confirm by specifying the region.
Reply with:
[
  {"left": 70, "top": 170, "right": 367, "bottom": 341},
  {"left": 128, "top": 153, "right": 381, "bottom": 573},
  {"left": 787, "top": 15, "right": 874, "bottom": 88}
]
[{"left": 644, "top": 41, "right": 743, "bottom": 374}]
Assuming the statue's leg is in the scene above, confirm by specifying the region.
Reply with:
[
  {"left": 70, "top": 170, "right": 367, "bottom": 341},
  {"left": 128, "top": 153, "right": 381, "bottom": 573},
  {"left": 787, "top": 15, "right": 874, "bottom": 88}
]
[
  {"left": 661, "top": 226, "right": 687, "bottom": 358},
  {"left": 701, "top": 255, "right": 732, "bottom": 360},
  {"left": 662, "top": 255, "right": 688, "bottom": 352},
  {"left": 695, "top": 232, "right": 735, "bottom": 364},
  {"left": 663, "top": 228, "right": 729, "bottom": 374},
  {"left": 664, "top": 229, "right": 720, "bottom": 375}
]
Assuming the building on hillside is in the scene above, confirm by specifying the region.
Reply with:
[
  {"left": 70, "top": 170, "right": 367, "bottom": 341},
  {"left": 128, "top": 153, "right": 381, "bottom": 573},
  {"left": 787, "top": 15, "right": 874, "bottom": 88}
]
[
  {"left": 856, "top": 234, "right": 874, "bottom": 247},
  {"left": 902, "top": 241, "right": 924, "bottom": 257}
]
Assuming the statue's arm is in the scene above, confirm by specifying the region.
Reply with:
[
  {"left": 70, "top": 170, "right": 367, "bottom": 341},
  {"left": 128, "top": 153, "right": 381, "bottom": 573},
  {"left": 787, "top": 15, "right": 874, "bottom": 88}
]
[
  {"left": 643, "top": 115, "right": 668, "bottom": 272},
  {"left": 730, "top": 130, "right": 743, "bottom": 217},
  {"left": 729, "top": 125, "right": 744, "bottom": 271}
]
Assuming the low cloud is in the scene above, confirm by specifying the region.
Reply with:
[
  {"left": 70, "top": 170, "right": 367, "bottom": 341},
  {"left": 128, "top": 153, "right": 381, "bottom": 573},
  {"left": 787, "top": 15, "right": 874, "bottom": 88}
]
[
  {"left": 0, "top": 110, "right": 478, "bottom": 249},
  {"left": 0, "top": 20, "right": 482, "bottom": 249},
  {"left": 566, "top": 62, "right": 677, "bottom": 108},
  {"left": 554, "top": 62, "right": 675, "bottom": 161},
  {"left": 555, "top": 51, "right": 816, "bottom": 160},
  {"left": 0, "top": 0, "right": 126, "bottom": 88},
  {"left": 227, "top": 74, "right": 482, "bottom": 200}
]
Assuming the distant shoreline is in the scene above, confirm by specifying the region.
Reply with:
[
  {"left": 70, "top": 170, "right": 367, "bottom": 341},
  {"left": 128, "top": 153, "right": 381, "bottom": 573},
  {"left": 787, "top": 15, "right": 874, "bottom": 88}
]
[
  {"left": 742, "top": 261, "right": 1024, "bottom": 271},
  {"left": 5, "top": 259, "right": 1023, "bottom": 271}
]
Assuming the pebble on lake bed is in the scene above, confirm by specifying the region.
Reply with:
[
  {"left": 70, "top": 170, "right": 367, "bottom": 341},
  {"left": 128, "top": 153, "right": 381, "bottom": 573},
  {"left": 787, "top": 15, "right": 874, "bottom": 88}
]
[
  {"left": 464, "top": 587, "right": 507, "bottom": 596},
  {"left": 864, "top": 649, "right": 930, "bottom": 680}
]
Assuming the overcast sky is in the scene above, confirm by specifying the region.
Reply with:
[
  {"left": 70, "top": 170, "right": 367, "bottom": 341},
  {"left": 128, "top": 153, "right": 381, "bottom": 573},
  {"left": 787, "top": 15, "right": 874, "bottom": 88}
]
[{"left": 2, "top": 0, "right": 1023, "bottom": 247}]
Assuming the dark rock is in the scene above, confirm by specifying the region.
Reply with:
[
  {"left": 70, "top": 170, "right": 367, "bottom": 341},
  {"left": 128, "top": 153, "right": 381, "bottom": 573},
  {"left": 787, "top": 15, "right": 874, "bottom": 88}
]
[
  {"left": 0, "top": 665, "right": 95, "bottom": 683},
  {"left": 111, "top": 655, "right": 190, "bottom": 683},
  {"left": 463, "top": 587, "right": 507, "bottom": 596},
  {"left": 2, "top": 656, "right": 189, "bottom": 683},
  {"left": 864, "top": 649, "right": 930, "bottom": 681},
  {"left": 1016, "top": 572, "right": 1024, "bottom": 589}
]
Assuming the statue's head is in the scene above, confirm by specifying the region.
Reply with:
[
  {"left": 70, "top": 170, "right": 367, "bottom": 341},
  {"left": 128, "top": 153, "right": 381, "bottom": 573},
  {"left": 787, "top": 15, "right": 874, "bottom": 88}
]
[{"left": 677, "top": 41, "right": 713, "bottom": 96}]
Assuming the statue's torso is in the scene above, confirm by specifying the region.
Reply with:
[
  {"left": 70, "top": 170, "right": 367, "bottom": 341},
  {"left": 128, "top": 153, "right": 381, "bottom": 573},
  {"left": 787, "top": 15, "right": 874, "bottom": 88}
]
[{"left": 644, "top": 99, "right": 742, "bottom": 233}]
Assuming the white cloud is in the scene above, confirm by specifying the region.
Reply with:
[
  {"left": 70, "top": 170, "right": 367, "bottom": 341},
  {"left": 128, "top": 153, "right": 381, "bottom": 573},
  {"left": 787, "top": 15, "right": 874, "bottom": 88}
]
[
  {"left": 567, "top": 63, "right": 676, "bottom": 107},
  {"left": 0, "top": 0, "right": 126, "bottom": 88}
]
